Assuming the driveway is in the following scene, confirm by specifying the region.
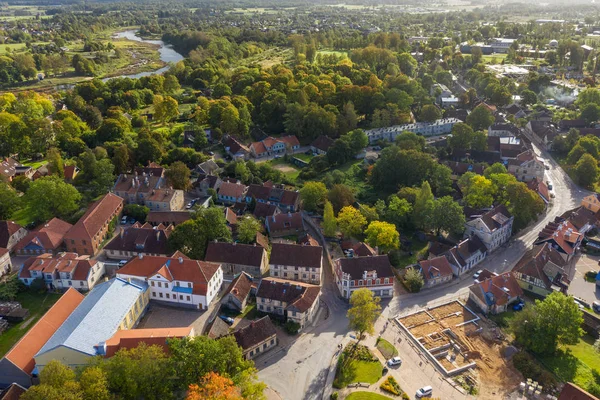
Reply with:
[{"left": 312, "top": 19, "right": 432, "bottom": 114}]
[{"left": 568, "top": 253, "right": 600, "bottom": 305}]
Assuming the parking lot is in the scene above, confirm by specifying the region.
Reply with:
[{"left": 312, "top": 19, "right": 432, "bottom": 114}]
[{"left": 568, "top": 253, "right": 600, "bottom": 306}]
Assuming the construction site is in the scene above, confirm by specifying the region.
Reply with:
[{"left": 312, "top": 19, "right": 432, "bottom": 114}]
[{"left": 397, "top": 300, "right": 522, "bottom": 399}]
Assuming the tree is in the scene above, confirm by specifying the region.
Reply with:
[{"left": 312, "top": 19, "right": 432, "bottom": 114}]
[
  {"left": 574, "top": 153, "right": 599, "bottom": 188},
  {"left": 581, "top": 103, "right": 600, "bottom": 124},
  {"left": 46, "top": 147, "right": 64, "bottom": 178},
  {"left": 237, "top": 215, "right": 261, "bottom": 244},
  {"left": 112, "top": 144, "right": 129, "bottom": 174},
  {"left": 483, "top": 162, "right": 508, "bottom": 178},
  {"left": 327, "top": 184, "right": 355, "bottom": 213},
  {"left": 448, "top": 122, "right": 474, "bottom": 151},
  {"left": 123, "top": 204, "right": 149, "bottom": 222},
  {"left": 505, "top": 181, "right": 544, "bottom": 230},
  {"left": 0, "top": 182, "right": 21, "bottom": 220},
  {"left": 347, "top": 129, "right": 368, "bottom": 153},
  {"left": 168, "top": 208, "right": 232, "bottom": 259},
  {"left": 186, "top": 372, "right": 242, "bottom": 400},
  {"left": 322, "top": 201, "right": 337, "bottom": 237},
  {"left": 21, "top": 360, "right": 82, "bottom": 400},
  {"left": 370, "top": 147, "right": 437, "bottom": 191},
  {"left": 336, "top": 206, "right": 367, "bottom": 238},
  {"left": 347, "top": 288, "right": 381, "bottom": 346},
  {"left": 520, "top": 89, "right": 538, "bottom": 107},
  {"left": 79, "top": 367, "right": 110, "bottom": 400},
  {"left": 431, "top": 196, "right": 466, "bottom": 235},
  {"left": 510, "top": 292, "right": 583, "bottom": 355},
  {"left": 466, "top": 104, "right": 495, "bottom": 131},
  {"left": 364, "top": 221, "right": 399, "bottom": 253},
  {"left": 76, "top": 150, "right": 115, "bottom": 197},
  {"left": 412, "top": 181, "right": 434, "bottom": 231},
  {"left": 404, "top": 267, "right": 424, "bottom": 292},
  {"left": 165, "top": 161, "right": 191, "bottom": 190},
  {"left": 25, "top": 177, "right": 81, "bottom": 223},
  {"left": 299, "top": 181, "right": 328, "bottom": 212},
  {"left": 463, "top": 175, "right": 496, "bottom": 208},
  {"left": 420, "top": 104, "right": 442, "bottom": 122},
  {"left": 384, "top": 195, "right": 412, "bottom": 229},
  {"left": 154, "top": 95, "right": 179, "bottom": 124}
]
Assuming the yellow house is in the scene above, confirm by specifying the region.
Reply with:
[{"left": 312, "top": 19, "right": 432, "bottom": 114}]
[
  {"left": 34, "top": 278, "right": 149, "bottom": 371},
  {"left": 582, "top": 194, "right": 600, "bottom": 213}
]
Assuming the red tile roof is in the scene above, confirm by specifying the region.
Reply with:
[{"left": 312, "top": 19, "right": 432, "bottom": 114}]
[
  {"left": 536, "top": 219, "right": 582, "bottom": 255},
  {"left": 218, "top": 182, "right": 247, "bottom": 199},
  {"left": 63, "top": 165, "right": 79, "bottom": 181},
  {"left": 559, "top": 383, "right": 600, "bottom": 400},
  {"left": 280, "top": 135, "right": 300, "bottom": 147},
  {"left": 469, "top": 271, "right": 523, "bottom": 307},
  {"left": 13, "top": 218, "right": 72, "bottom": 252},
  {"left": 223, "top": 272, "right": 253, "bottom": 303},
  {"left": 64, "top": 193, "right": 123, "bottom": 243},
  {"left": 3, "top": 288, "right": 84, "bottom": 374},
  {"left": 310, "top": 135, "right": 334, "bottom": 152},
  {"left": 419, "top": 256, "right": 453, "bottom": 284},
  {"left": 270, "top": 242, "right": 322, "bottom": 269},
  {"left": 266, "top": 212, "right": 304, "bottom": 233},
  {"left": 19, "top": 253, "right": 97, "bottom": 281},
  {"left": 0, "top": 221, "right": 24, "bottom": 248},
  {"left": 103, "top": 327, "right": 192, "bottom": 357},
  {"left": 233, "top": 316, "right": 277, "bottom": 351}
]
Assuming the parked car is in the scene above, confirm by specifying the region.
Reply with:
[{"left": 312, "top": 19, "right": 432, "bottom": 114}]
[
  {"left": 416, "top": 386, "right": 433, "bottom": 398},
  {"left": 128, "top": 217, "right": 136, "bottom": 224},
  {"left": 220, "top": 315, "right": 234, "bottom": 325},
  {"left": 208, "top": 151, "right": 215, "bottom": 156},
  {"left": 593, "top": 301, "right": 600, "bottom": 314},
  {"left": 274, "top": 155, "right": 282, "bottom": 159},
  {"left": 545, "top": 165, "right": 550, "bottom": 170},
  {"left": 186, "top": 199, "right": 197, "bottom": 209},
  {"left": 121, "top": 216, "right": 128, "bottom": 224},
  {"left": 387, "top": 357, "right": 402, "bottom": 367},
  {"left": 473, "top": 270, "right": 483, "bottom": 280},
  {"left": 118, "top": 260, "right": 128, "bottom": 267},
  {"left": 512, "top": 302, "right": 525, "bottom": 311}
]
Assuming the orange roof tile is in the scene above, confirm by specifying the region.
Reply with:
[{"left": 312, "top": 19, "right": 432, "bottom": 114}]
[
  {"left": 103, "top": 327, "right": 192, "bottom": 357},
  {"left": 64, "top": 193, "right": 123, "bottom": 243}
]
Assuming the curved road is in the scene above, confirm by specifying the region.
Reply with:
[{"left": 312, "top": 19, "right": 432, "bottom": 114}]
[{"left": 258, "top": 143, "right": 591, "bottom": 400}]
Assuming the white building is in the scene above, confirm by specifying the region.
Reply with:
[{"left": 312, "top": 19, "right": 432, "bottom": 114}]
[
  {"left": 334, "top": 255, "right": 395, "bottom": 299},
  {"left": 116, "top": 254, "right": 223, "bottom": 310},
  {"left": 269, "top": 243, "right": 323, "bottom": 285},
  {"left": 464, "top": 205, "right": 514, "bottom": 253},
  {"left": 489, "top": 38, "right": 516, "bottom": 53},
  {"left": 365, "top": 118, "right": 461, "bottom": 144}
]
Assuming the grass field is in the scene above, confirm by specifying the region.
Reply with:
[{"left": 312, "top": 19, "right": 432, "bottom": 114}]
[
  {"left": 394, "top": 238, "right": 429, "bottom": 267},
  {"left": 269, "top": 158, "right": 301, "bottom": 181},
  {"left": 317, "top": 50, "right": 348, "bottom": 58},
  {"left": 0, "top": 291, "right": 62, "bottom": 357},
  {"left": 20, "top": 159, "right": 46, "bottom": 169},
  {"left": 482, "top": 54, "right": 508, "bottom": 64},
  {"left": 376, "top": 337, "right": 398, "bottom": 359},
  {"left": 333, "top": 346, "right": 383, "bottom": 388},
  {"left": 345, "top": 392, "right": 393, "bottom": 400}
]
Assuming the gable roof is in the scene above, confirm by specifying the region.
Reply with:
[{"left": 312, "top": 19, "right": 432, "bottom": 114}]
[
  {"left": 253, "top": 202, "right": 279, "bottom": 219},
  {"left": 280, "top": 135, "right": 300, "bottom": 147},
  {"left": 36, "top": 279, "right": 148, "bottom": 358},
  {"left": 269, "top": 243, "right": 322, "bottom": 269},
  {"left": 102, "top": 327, "right": 193, "bottom": 358},
  {"left": 256, "top": 278, "right": 320, "bottom": 313},
  {"left": 64, "top": 193, "right": 123, "bottom": 242},
  {"left": 3, "top": 288, "right": 84, "bottom": 375},
  {"left": 0, "top": 158, "right": 18, "bottom": 179},
  {"left": 147, "top": 211, "right": 192, "bottom": 225},
  {"left": 63, "top": 165, "right": 79, "bottom": 181},
  {"left": 559, "top": 382, "right": 600, "bottom": 400},
  {"left": 233, "top": 316, "right": 277, "bottom": 351},
  {"left": 206, "top": 316, "right": 231, "bottom": 339},
  {"left": 218, "top": 182, "right": 247, "bottom": 199},
  {"left": 13, "top": 218, "right": 72, "bottom": 252},
  {"left": 266, "top": 212, "right": 305, "bottom": 233},
  {"left": 223, "top": 272, "right": 254, "bottom": 303},
  {"left": 446, "top": 236, "right": 488, "bottom": 267},
  {"left": 224, "top": 137, "right": 250, "bottom": 155},
  {"left": 536, "top": 219, "right": 582, "bottom": 255},
  {"left": 104, "top": 224, "right": 172, "bottom": 255},
  {"left": 419, "top": 256, "right": 453, "bottom": 284},
  {"left": 0, "top": 221, "right": 24, "bottom": 248},
  {"left": 18, "top": 252, "right": 97, "bottom": 281},
  {"left": 0, "top": 383, "right": 27, "bottom": 400},
  {"left": 528, "top": 178, "right": 550, "bottom": 203},
  {"left": 466, "top": 205, "right": 512, "bottom": 232},
  {"left": 205, "top": 242, "right": 265, "bottom": 267},
  {"left": 337, "top": 255, "right": 394, "bottom": 280},
  {"left": 310, "top": 135, "right": 334, "bottom": 152},
  {"left": 469, "top": 271, "right": 523, "bottom": 307},
  {"left": 513, "top": 243, "right": 568, "bottom": 291}
]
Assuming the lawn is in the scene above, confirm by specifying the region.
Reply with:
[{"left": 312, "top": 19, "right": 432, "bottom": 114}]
[
  {"left": 376, "top": 337, "right": 398, "bottom": 359},
  {"left": 393, "top": 238, "right": 429, "bottom": 268},
  {"left": 488, "top": 307, "right": 519, "bottom": 328},
  {"left": 333, "top": 345, "right": 383, "bottom": 388},
  {"left": 345, "top": 392, "right": 393, "bottom": 400},
  {"left": 268, "top": 158, "right": 301, "bottom": 182},
  {"left": 20, "top": 159, "right": 46, "bottom": 169},
  {"left": 0, "top": 290, "right": 62, "bottom": 357},
  {"left": 482, "top": 54, "right": 508, "bottom": 64}
]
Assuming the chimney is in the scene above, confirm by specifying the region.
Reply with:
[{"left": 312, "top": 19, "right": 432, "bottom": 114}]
[
  {"left": 120, "top": 229, "right": 124, "bottom": 239},
  {"left": 127, "top": 278, "right": 131, "bottom": 283},
  {"left": 178, "top": 257, "right": 183, "bottom": 264},
  {"left": 139, "top": 253, "right": 144, "bottom": 259},
  {"left": 272, "top": 215, "right": 276, "bottom": 222},
  {"left": 156, "top": 230, "right": 160, "bottom": 241},
  {"left": 233, "top": 242, "right": 237, "bottom": 246}
]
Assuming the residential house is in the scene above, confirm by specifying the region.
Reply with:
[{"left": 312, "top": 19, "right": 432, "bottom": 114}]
[
  {"left": 116, "top": 255, "right": 223, "bottom": 310},
  {"left": 13, "top": 218, "right": 72, "bottom": 256},
  {"left": 233, "top": 316, "right": 278, "bottom": 360},
  {"left": 558, "top": 119, "right": 587, "bottom": 131},
  {"left": 445, "top": 162, "right": 485, "bottom": 178},
  {"left": 205, "top": 242, "right": 268, "bottom": 277},
  {"left": 217, "top": 181, "right": 247, "bottom": 205},
  {"left": 222, "top": 272, "right": 254, "bottom": 311},
  {"left": 256, "top": 278, "right": 321, "bottom": 331},
  {"left": 265, "top": 212, "right": 306, "bottom": 238},
  {"left": 134, "top": 162, "right": 164, "bottom": 177},
  {"left": 464, "top": 205, "right": 514, "bottom": 252},
  {"left": 535, "top": 219, "right": 583, "bottom": 261},
  {"left": 507, "top": 150, "right": 546, "bottom": 182},
  {"left": 18, "top": 252, "right": 106, "bottom": 292},
  {"left": 488, "top": 123, "right": 520, "bottom": 137},
  {"left": 298, "top": 233, "right": 320, "bottom": 247},
  {"left": 418, "top": 256, "right": 454, "bottom": 288},
  {"left": 334, "top": 255, "right": 395, "bottom": 299},
  {"left": 310, "top": 136, "right": 334, "bottom": 155},
  {"left": 443, "top": 236, "right": 488, "bottom": 276},
  {"left": 0, "top": 383, "right": 27, "bottom": 399},
  {"left": 253, "top": 202, "right": 280, "bottom": 220},
  {"left": 206, "top": 317, "right": 231, "bottom": 339},
  {"left": 14, "top": 165, "right": 33, "bottom": 180},
  {"left": 527, "top": 178, "right": 550, "bottom": 205},
  {"left": 0, "top": 157, "right": 19, "bottom": 181},
  {"left": 512, "top": 243, "right": 570, "bottom": 297},
  {"left": 64, "top": 193, "right": 124, "bottom": 256},
  {"left": 269, "top": 243, "right": 323, "bottom": 285},
  {"left": 224, "top": 207, "right": 238, "bottom": 232},
  {"left": 0, "top": 249, "right": 10, "bottom": 276},
  {"left": 63, "top": 165, "right": 79, "bottom": 182},
  {"left": 100, "top": 327, "right": 194, "bottom": 358},
  {"left": 224, "top": 136, "right": 250, "bottom": 160},
  {"left": 0, "top": 288, "right": 84, "bottom": 388},
  {"left": 147, "top": 211, "right": 192, "bottom": 226},
  {"left": 145, "top": 188, "right": 185, "bottom": 212},
  {"left": 250, "top": 136, "right": 300, "bottom": 158},
  {"left": 245, "top": 183, "right": 300, "bottom": 212},
  {"left": 558, "top": 383, "right": 600, "bottom": 400},
  {"left": 365, "top": 118, "right": 461, "bottom": 144},
  {"left": 194, "top": 174, "right": 222, "bottom": 197},
  {"left": 468, "top": 271, "right": 523, "bottom": 314},
  {"left": 582, "top": 193, "right": 600, "bottom": 213},
  {"left": 196, "top": 160, "right": 220, "bottom": 176},
  {"left": 33, "top": 278, "right": 150, "bottom": 371},
  {"left": 525, "top": 120, "right": 558, "bottom": 150},
  {"left": 560, "top": 206, "right": 596, "bottom": 235},
  {"left": 104, "top": 223, "right": 173, "bottom": 260},
  {"left": 0, "top": 221, "right": 27, "bottom": 251},
  {"left": 113, "top": 170, "right": 185, "bottom": 211}
]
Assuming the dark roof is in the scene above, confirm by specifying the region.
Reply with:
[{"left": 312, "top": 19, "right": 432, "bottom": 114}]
[
  {"left": 147, "top": 211, "right": 192, "bottom": 225},
  {"left": 233, "top": 316, "right": 277, "bottom": 350},
  {"left": 490, "top": 123, "right": 520, "bottom": 135},
  {"left": 513, "top": 243, "right": 568, "bottom": 291},
  {"left": 469, "top": 150, "right": 502, "bottom": 164},
  {"left": 558, "top": 383, "right": 599, "bottom": 400},
  {"left": 529, "top": 121, "right": 557, "bottom": 140},
  {"left": 310, "top": 135, "right": 335, "bottom": 152},
  {"left": 419, "top": 256, "right": 453, "bottom": 284},
  {"left": 256, "top": 278, "right": 320, "bottom": 312},
  {"left": 0, "top": 221, "right": 24, "bottom": 248},
  {"left": 559, "top": 119, "right": 587, "bottom": 130},
  {"left": 253, "top": 202, "right": 279, "bottom": 219},
  {"left": 447, "top": 236, "right": 488, "bottom": 267},
  {"left": 205, "top": 242, "right": 265, "bottom": 267},
  {"left": 270, "top": 243, "right": 322, "bottom": 269},
  {"left": 445, "top": 162, "right": 485, "bottom": 176},
  {"left": 337, "top": 255, "right": 394, "bottom": 280},
  {"left": 579, "top": 128, "right": 600, "bottom": 137},
  {"left": 266, "top": 212, "right": 305, "bottom": 233},
  {"left": 468, "top": 205, "right": 512, "bottom": 232},
  {"left": 224, "top": 272, "right": 254, "bottom": 303},
  {"left": 428, "top": 241, "right": 454, "bottom": 257},
  {"left": 206, "top": 317, "right": 230, "bottom": 339},
  {"left": 0, "top": 383, "right": 27, "bottom": 400},
  {"left": 104, "top": 225, "right": 172, "bottom": 255}
]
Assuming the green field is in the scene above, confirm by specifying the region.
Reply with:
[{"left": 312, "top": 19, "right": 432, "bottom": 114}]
[
  {"left": 317, "top": 50, "right": 348, "bottom": 58},
  {"left": 376, "top": 337, "right": 398, "bottom": 359},
  {"left": 481, "top": 54, "right": 508, "bottom": 64},
  {"left": 345, "top": 392, "right": 393, "bottom": 400},
  {"left": 0, "top": 291, "right": 62, "bottom": 357}
]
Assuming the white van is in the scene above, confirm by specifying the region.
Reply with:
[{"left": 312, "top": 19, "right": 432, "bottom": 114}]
[{"left": 416, "top": 386, "right": 433, "bottom": 398}]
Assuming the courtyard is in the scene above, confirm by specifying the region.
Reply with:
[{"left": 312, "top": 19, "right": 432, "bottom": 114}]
[{"left": 568, "top": 253, "right": 600, "bottom": 306}]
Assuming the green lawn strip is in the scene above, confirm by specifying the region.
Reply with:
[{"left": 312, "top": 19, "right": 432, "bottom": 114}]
[
  {"left": 333, "top": 346, "right": 383, "bottom": 388},
  {"left": 376, "top": 337, "right": 398, "bottom": 359},
  {"left": 20, "top": 159, "right": 46, "bottom": 169},
  {"left": 393, "top": 238, "right": 429, "bottom": 268},
  {"left": 0, "top": 291, "right": 62, "bottom": 357},
  {"left": 345, "top": 392, "right": 393, "bottom": 400}
]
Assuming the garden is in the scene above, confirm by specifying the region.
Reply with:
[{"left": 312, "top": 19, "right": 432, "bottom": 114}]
[{"left": 333, "top": 344, "right": 383, "bottom": 389}]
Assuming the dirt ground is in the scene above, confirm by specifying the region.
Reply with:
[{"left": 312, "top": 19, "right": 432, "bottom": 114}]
[{"left": 273, "top": 164, "right": 297, "bottom": 173}]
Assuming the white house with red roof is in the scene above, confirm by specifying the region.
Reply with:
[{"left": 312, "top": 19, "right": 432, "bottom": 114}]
[
  {"left": 418, "top": 256, "right": 454, "bottom": 288},
  {"left": 249, "top": 136, "right": 300, "bottom": 158},
  {"left": 116, "top": 254, "right": 223, "bottom": 310},
  {"left": 535, "top": 219, "right": 583, "bottom": 261}
]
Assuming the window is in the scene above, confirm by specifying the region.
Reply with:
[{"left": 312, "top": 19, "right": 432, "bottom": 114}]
[
  {"left": 152, "top": 292, "right": 156, "bottom": 297},
  {"left": 68, "top": 281, "right": 72, "bottom": 286},
  {"left": 180, "top": 295, "right": 183, "bottom": 300},
  {"left": 367, "top": 279, "right": 372, "bottom": 286},
  {"left": 384, "top": 278, "right": 389, "bottom": 284},
  {"left": 71, "top": 239, "right": 75, "bottom": 244},
  {"left": 158, "top": 282, "right": 162, "bottom": 288},
  {"left": 80, "top": 282, "right": 83, "bottom": 287},
  {"left": 358, "top": 280, "right": 363, "bottom": 286},
  {"left": 273, "top": 272, "right": 278, "bottom": 276},
  {"left": 350, "top": 281, "right": 355, "bottom": 286},
  {"left": 165, "top": 283, "right": 169, "bottom": 288},
  {"left": 259, "top": 305, "right": 263, "bottom": 310},
  {"left": 151, "top": 281, "right": 155, "bottom": 287},
  {"left": 186, "top": 296, "right": 191, "bottom": 301},
  {"left": 187, "top": 283, "right": 192, "bottom": 288},
  {"left": 376, "top": 279, "right": 380, "bottom": 285},
  {"left": 159, "top": 293, "right": 163, "bottom": 298},
  {"left": 82, "top": 240, "right": 86, "bottom": 245},
  {"left": 270, "top": 339, "right": 275, "bottom": 345},
  {"left": 263, "top": 343, "right": 267, "bottom": 349}
]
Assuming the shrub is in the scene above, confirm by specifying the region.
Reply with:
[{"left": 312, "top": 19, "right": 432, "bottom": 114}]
[
  {"left": 404, "top": 267, "right": 424, "bottom": 293},
  {"left": 401, "top": 393, "right": 410, "bottom": 400},
  {"left": 0, "top": 275, "right": 25, "bottom": 301},
  {"left": 380, "top": 376, "right": 401, "bottom": 395},
  {"left": 284, "top": 320, "right": 301, "bottom": 335},
  {"left": 330, "top": 393, "right": 339, "bottom": 400},
  {"left": 512, "top": 352, "right": 558, "bottom": 390}
]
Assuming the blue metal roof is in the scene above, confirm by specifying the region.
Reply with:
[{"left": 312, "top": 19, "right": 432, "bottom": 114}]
[
  {"left": 36, "top": 278, "right": 148, "bottom": 358},
  {"left": 172, "top": 286, "right": 192, "bottom": 294}
]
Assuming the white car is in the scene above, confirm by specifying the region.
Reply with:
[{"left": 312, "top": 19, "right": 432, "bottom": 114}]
[
  {"left": 387, "top": 357, "right": 402, "bottom": 367},
  {"left": 473, "top": 270, "right": 483, "bottom": 280},
  {"left": 416, "top": 386, "right": 433, "bottom": 398},
  {"left": 120, "top": 216, "right": 128, "bottom": 224}
]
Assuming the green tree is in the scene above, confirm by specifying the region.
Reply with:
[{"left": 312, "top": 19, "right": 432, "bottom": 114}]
[
  {"left": 504, "top": 181, "right": 544, "bottom": 230},
  {"left": 336, "top": 206, "right": 367, "bottom": 238},
  {"left": 0, "top": 182, "right": 21, "bottom": 220},
  {"left": 364, "top": 221, "right": 399, "bottom": 253},
  {"left": 123, "top": 204, "right": 149, "bottom": 222},
  {"left": 520, "top": 89, "right": 538, "bottom": 107},
  {"left": 154, "top": 95, "right": 179, "bottom": 124},
  {"left": 510, "top": 292, "right": 583, "bottom": 355},
  {"left": 346, "top": 129, "right": 368, "bottom": 153},
  {"left": 385, "top": 195, "right": 412, "bottom": 229},
  {"left": 466, "top": 104, "right": 495, "bottom": 131},
  {"left": 323, "top": 200, "right": 337, "bottom": 237},
  {"left": 448, "top": 122, "right": 474, "bottom": 151},
  {"left": 431, "top": 196, "right": 466, "bottom": 235},
  {"left": 25, "top": 176, "right": 81, "bottom": 223},
  {"left": 581, "top": 103, "right": 600, "bottom": 124},
  {"left": 165, "top": 161, "right": 191, "bottom": 190},
  {"left": 79, "top": 367, "right": 110, "bottom": 400},
  {"left": 463, "top": 175, "right": 496, "bottom": 208},
  {"left": 46, "top": 147, "right": 64, "bottom": 178},
  {"left": 574, "top": 153, "right": 599, "bottom": 187},
  {"left": 420, "top": 104, "right": 442, "bottom": 122},
  {"left": 347, "top": 288, "right": 381, "bottom": 346},
  {"left": 237, "top": 215, "right": 262, "bottom": 244},
  {"left": 483, "top": 162, "right": 508, "bottom": 178},
  {"left": 327, "top": 184, "right": 355, "bottom": 213},
  {"left": 404, "top": 267, "right": 424, "bottom": 292},
  {"left": 112, "top": 144, "right": 129, "bottom": 175},
  {"left": 168, "top": 208, "right": 232, "bottom": 259},
  {"left": 300, "top": 181, "right": 328, "bottom": 212},
  {"left": 412, "top": 181, "right": 434, "bottom": 231}
]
